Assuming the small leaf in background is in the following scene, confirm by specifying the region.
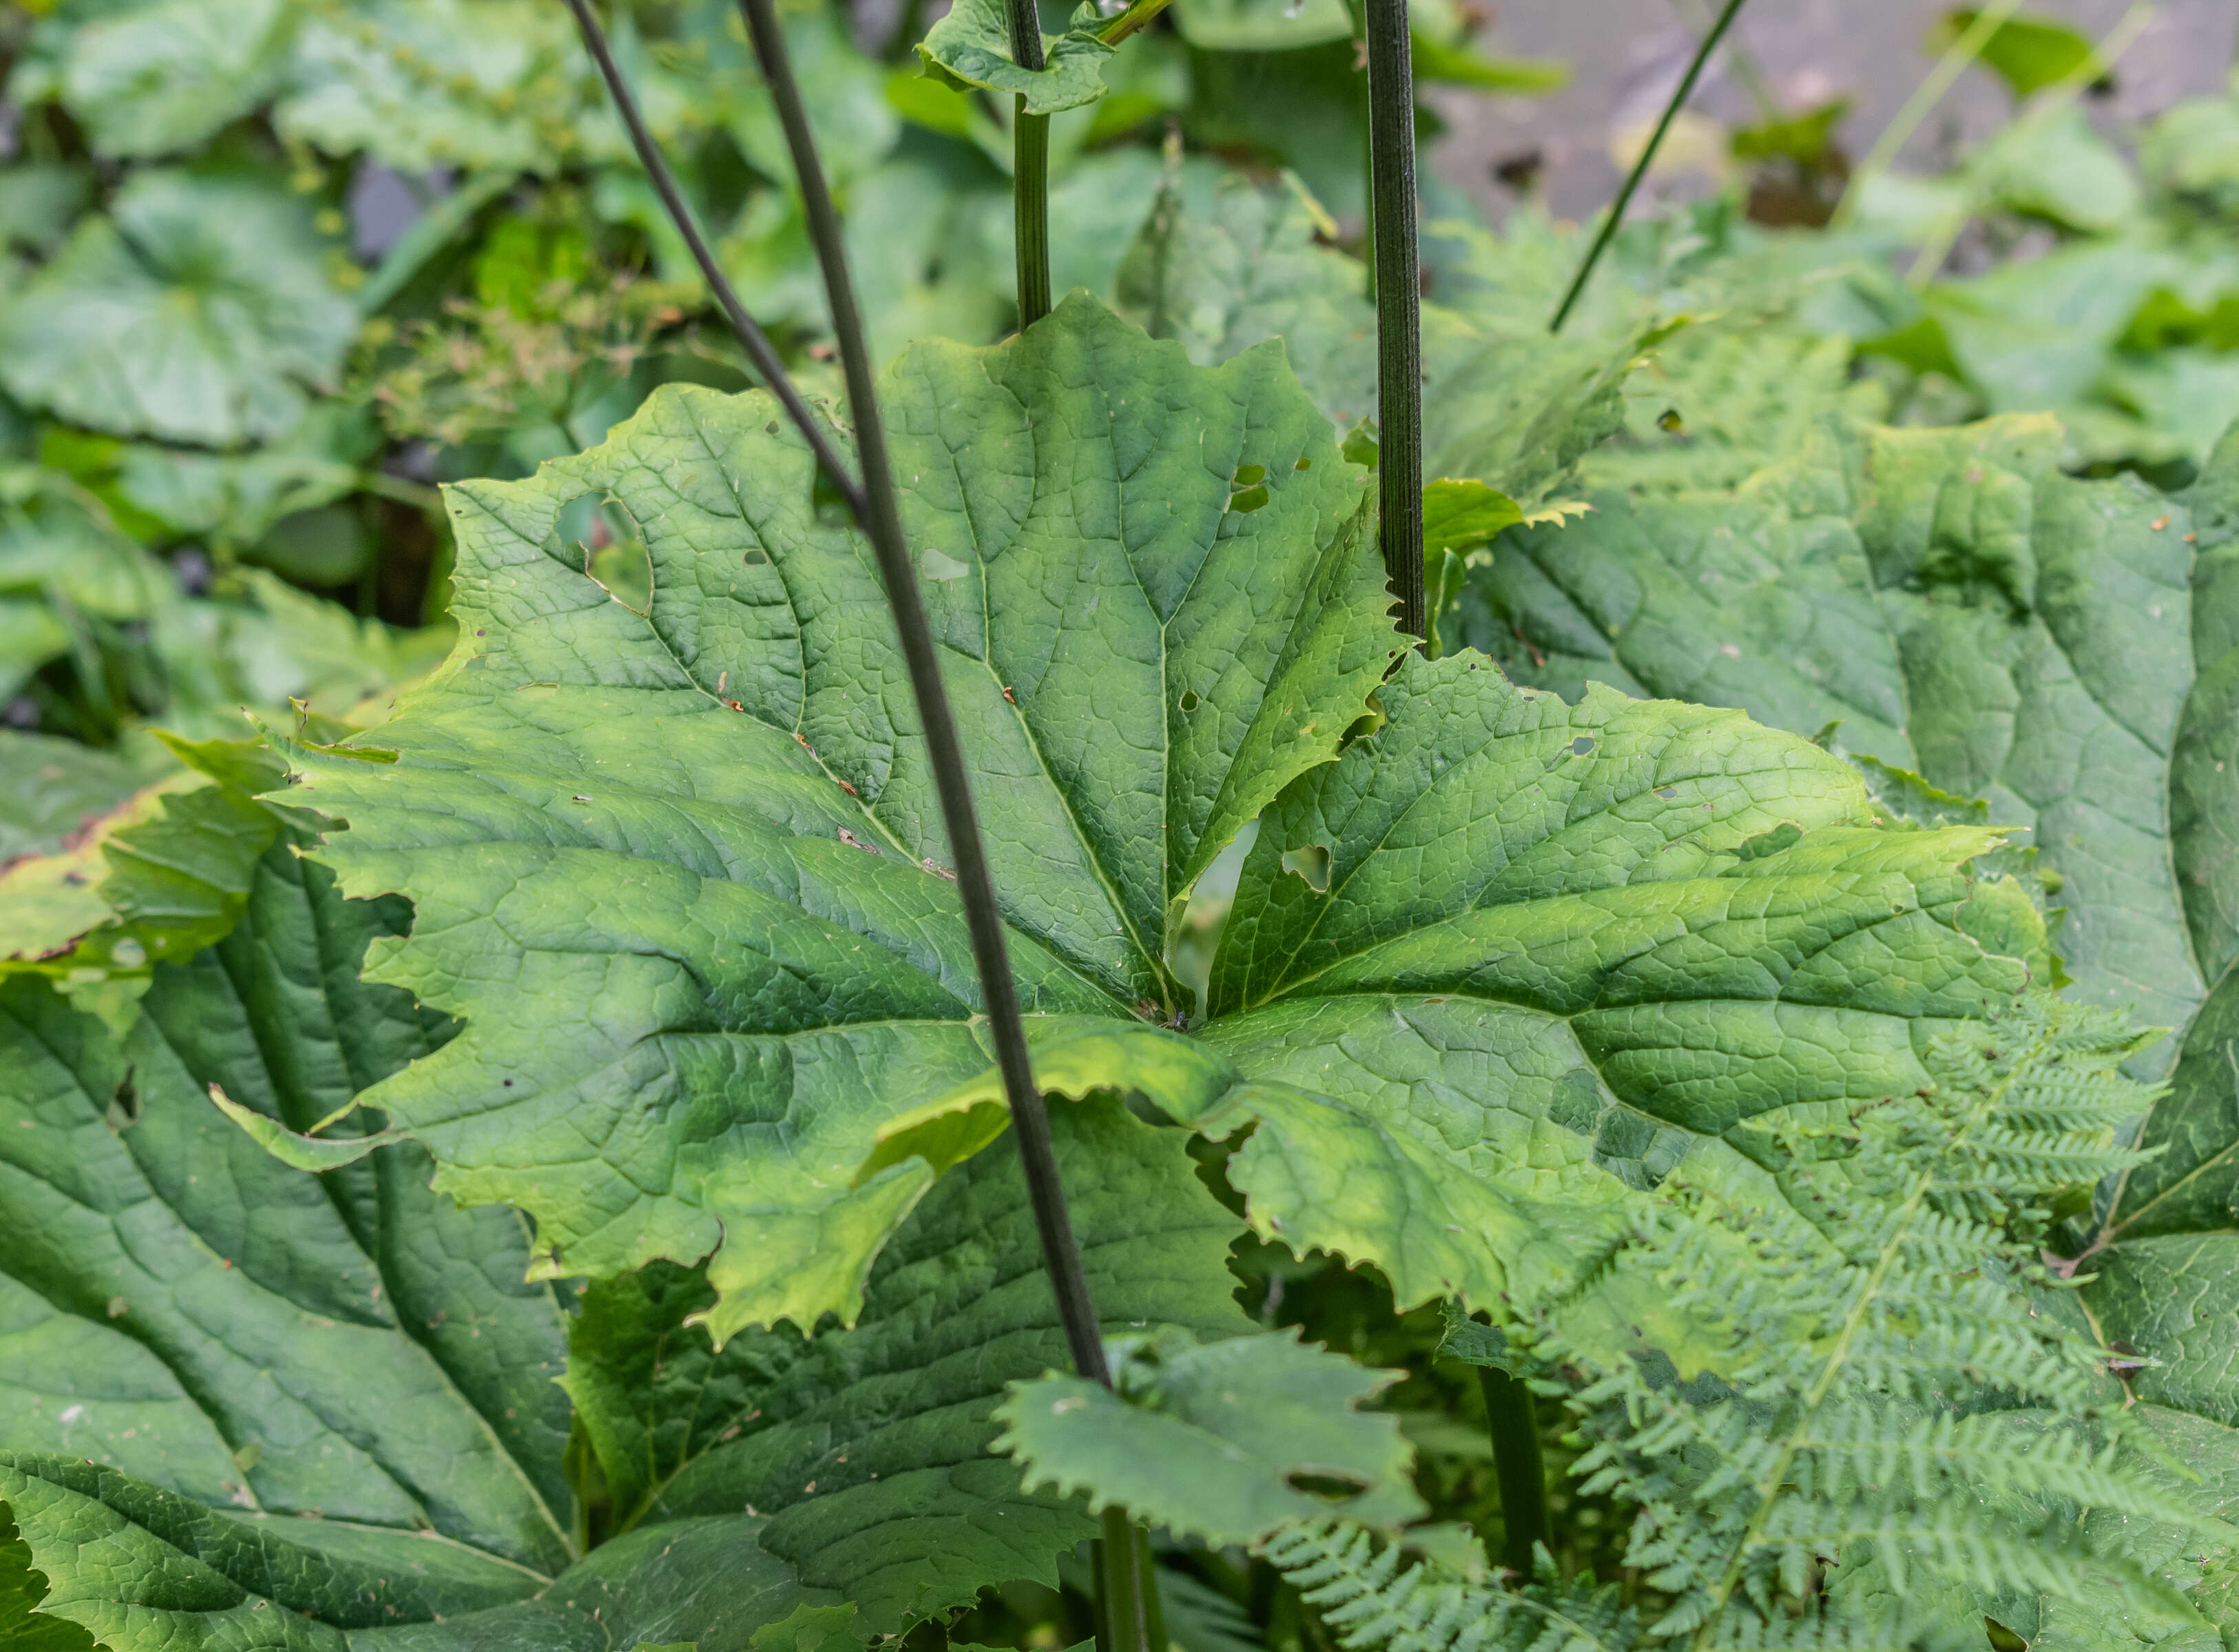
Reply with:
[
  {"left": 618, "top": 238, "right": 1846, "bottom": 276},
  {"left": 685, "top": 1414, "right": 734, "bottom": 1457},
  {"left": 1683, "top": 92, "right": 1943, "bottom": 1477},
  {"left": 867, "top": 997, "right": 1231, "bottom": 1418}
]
[
  {"left": 918, "top": 0, "right": 1117, "bottom": 116},
  {"left": 0, "top": 170, "right": 356, "bottom": 446},
  {"left": 1933, "top": 8, "right": 2104, "bottom": 100},
  {"left": 49, "top": 0, "right": 297, "bottom": 159},
  {"left": 994, "top": 1328, "right": 1422, "bottom": 1547},
  {"left": 1730, "top": 98, "right": 1850, "bottom": 167}
]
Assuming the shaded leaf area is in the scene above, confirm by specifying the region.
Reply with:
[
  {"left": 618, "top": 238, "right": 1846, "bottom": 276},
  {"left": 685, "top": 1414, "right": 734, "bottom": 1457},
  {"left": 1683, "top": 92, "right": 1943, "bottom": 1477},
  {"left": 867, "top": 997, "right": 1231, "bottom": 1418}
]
[
  {"left": 0, "top": 772, "right": 1257, "bottom": 1644},
  {"left": 1463, "top": 413, "right": 2239, "bottom": 1072},
  {"left": 566, "top": 1097, "right": 1251, "bottom": 1630},
  {"left": 2077, "top": 440, "right": 2239, "bottom": 1602},
  {"left": 0, "top": 732, "right": 174, "bottom": 865},
  {"left": 282, "top": 296, "right": 1394, "bottom": 1342},
  {"left": 0, "top": 1457, "right": 828, "bottom": 1652},
  {"left": 0, "top": 169, "right": 357, "bottom": 447},
  {"left": 0, "top": 846, "right": 576, "bottom": 1573},
  {"left": 994, "top": 1326, "right": 1421, "bottom": 1547},
  {"left": 1115, "top": 169, "right": 1641, "bottom": 512}
]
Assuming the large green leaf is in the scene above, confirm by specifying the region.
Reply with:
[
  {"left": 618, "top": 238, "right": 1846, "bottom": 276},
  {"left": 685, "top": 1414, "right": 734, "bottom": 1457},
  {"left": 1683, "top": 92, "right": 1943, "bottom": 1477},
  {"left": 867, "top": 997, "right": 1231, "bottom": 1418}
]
[
  {"left": 0, "top": 866, "right": 575, "bottom": 1571},
  {"left": 267, "top": 298, "right": 2043, "bottom": 1368},
  {"left": 879, "top": 648, "right": 2043, "bottom": 1313},
  {"left": 2068, "top": 436, "right": 2239, "bottom": 1650},
  {"left": 0, "top": 1455, "right": 830, "bottom": 1652},
  {"left": 275, "top": 294, "right": 1396, "bottom": 1340},
  {"left": 46, "top": 0, "right": 297, "bottom": 158},
  {"left": 567, "top": 1096, "right": 1249, "bottom": 1629},
  {"left": 0, "top": 169, "right": 357, "bottom": 447},
  {"left": 1464, "top": 412, "right": 2230, "bottom": 1070}
]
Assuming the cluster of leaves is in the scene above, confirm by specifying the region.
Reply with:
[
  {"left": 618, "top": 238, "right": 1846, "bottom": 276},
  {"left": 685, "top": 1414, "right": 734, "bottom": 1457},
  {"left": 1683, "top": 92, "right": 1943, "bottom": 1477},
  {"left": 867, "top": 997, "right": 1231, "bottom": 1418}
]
[
  {"left": 0, "top": 272, "right": 2147, "bottom": 1649},
  {"left": 0, "top": 0, "right": 1557, "bottom": 753},
  {"left": 1604, "top": 12, "right": 2239, "bottom": 478},
  {"left": 12, "top": 5, "right": 2239, "bottom": 1652}
]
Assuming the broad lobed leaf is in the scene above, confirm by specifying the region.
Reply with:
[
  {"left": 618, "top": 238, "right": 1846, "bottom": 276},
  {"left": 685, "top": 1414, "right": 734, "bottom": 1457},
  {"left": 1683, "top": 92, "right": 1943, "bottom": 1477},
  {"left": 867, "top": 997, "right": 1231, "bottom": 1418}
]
[
  {"left": 277, "top": 296, "right": 2050, "bottom": 1357},
  {"left": 282, "top": 293, "right": 1395, "bottom": 1340}
]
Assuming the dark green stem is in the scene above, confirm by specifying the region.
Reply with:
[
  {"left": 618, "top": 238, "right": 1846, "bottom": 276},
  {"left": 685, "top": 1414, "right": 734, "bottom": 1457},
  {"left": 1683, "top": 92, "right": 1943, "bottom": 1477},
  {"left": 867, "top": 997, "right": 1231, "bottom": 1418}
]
[
  {"left": 1005, "top": 0, "right": 1052, "bottom": 328},
  {"left": 1093, "top": 1510, "right": 1163, "bottom": 1652},
  {"left": 560, "top": 0, "right": 865, "bottom": 514},
  {"left": 1363, "top": 0, "right": 1422, "bottom": 641},
  {"left": 1548, "top": 0, "right": 1747, "bottom": 332},
  {"left": 1014, "top": 106, "right": 1053, "bottom": 328},
  {"left": 1478, "top": 1366, "right": 1550, "bottom": 1577}
]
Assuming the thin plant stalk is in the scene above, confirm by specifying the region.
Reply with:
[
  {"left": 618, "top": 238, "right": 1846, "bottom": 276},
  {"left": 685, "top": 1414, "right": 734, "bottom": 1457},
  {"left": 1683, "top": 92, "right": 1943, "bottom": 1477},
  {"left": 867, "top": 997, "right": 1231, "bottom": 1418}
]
[
  {"left": 1900, "top": 1, "right": 2152, "bottom": 284},
  {"left": 1831, "top": 0, "right": 2024, "bottom": 227},
  {"left": 1363, "top": 0, "right": 1424, "bottom": 641},
  {"left": 1096, "top": 0, "right": 1174, "bottom": 46},
  {"left": 1005, "top": 0, "right": 1053, "bottom": 327},
  {"left": 566, "top": 6, "right": 1150, "bottom": 1644},
  {"left": 1478, "top": 1366, "right": 1551, "bottom": 1576},
  {"left": 1549, "top": 0, "right": 1747, "bottom": 333}
]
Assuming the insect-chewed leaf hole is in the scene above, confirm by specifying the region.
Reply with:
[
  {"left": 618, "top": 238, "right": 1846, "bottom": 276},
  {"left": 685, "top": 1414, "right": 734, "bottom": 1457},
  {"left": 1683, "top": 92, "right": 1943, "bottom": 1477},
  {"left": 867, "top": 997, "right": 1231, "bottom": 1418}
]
[
  {"left": 1279, "top": 842, "right": 1331, "bottom": 893},
  {"left": 559, "top": 493, "right": 653, "bottom": 615}
]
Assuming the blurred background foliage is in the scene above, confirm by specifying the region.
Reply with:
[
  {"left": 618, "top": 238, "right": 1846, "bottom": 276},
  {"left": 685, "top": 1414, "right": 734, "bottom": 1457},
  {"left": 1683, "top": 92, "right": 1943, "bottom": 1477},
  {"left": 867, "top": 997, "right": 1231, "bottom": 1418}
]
[{"left": 0, "top": 0, "right": 1560, "bottom": 770}]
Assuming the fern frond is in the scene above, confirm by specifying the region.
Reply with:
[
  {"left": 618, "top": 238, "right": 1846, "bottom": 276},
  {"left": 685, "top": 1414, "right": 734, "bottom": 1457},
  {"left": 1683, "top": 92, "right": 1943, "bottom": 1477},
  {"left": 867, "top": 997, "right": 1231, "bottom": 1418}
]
[
  {"left": 1381, "top": 992, "right": 2205, "bottom": 1651},
  {"left": 1263, "top": 1523, "right": 1641, "bottom": 1652}
]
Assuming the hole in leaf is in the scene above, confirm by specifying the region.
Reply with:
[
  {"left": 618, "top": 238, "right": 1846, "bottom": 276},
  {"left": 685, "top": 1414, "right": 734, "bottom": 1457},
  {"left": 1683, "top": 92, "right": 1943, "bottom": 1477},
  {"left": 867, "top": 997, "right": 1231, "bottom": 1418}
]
[
  {"left": 1984, "top": 1619, "right": 2026, "bottom": 1652},
  {"left": 766, "top": 420, "right": 780, "bottom": 435},
  {"left": 1569, "top": 735, "right": 1595, "bottom": 756},
  {"left": 105, "top": 1068, "right": 139, "bottom": 1132},
  {"left": 1658, "top": 786, "right": 1678, "bottom": 799},
  {"left": 811, "top": 463, "right": 849, "bottom": 525},
  {"left": 1283, "top": 1470, "right": 1371, "bottom": 1502},
  {"left": 1294, "top": 457, "right": 1311, "bottom": 471},
  {"left": 743, "top": 547, "right": 770, "bottom": 567},
  {"left": 1232, "top": 463, "right": 1266, "bottom": 487},
  {"left": 1280, "top": 843, "right": 1331, "bottom": 893},
  {"left": 1228, "top": 485, "right": 1270, "bottom": 514},
  {"left": 1179, "top": 688, "right": 1201, "bottom": 713},
  {"left": 560, "top": 494, "right": 653, "bottom": 614},
  {"left": 922, "top": 547, "right": 970, "bottom": 581}
]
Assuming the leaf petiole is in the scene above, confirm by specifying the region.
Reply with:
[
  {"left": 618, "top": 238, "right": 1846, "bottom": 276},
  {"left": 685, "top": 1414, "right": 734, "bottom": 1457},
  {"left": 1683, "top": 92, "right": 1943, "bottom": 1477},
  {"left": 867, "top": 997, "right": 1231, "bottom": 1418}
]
[
  {"left": 1549, "top": 0, "right": 1747, "bottom": 333},
  {"left": 1363, "top": 0, "right": 1424, "bottom": 640},
  {"left": 1004, "top": 0, "right": 1054, "bottom": 327}
]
